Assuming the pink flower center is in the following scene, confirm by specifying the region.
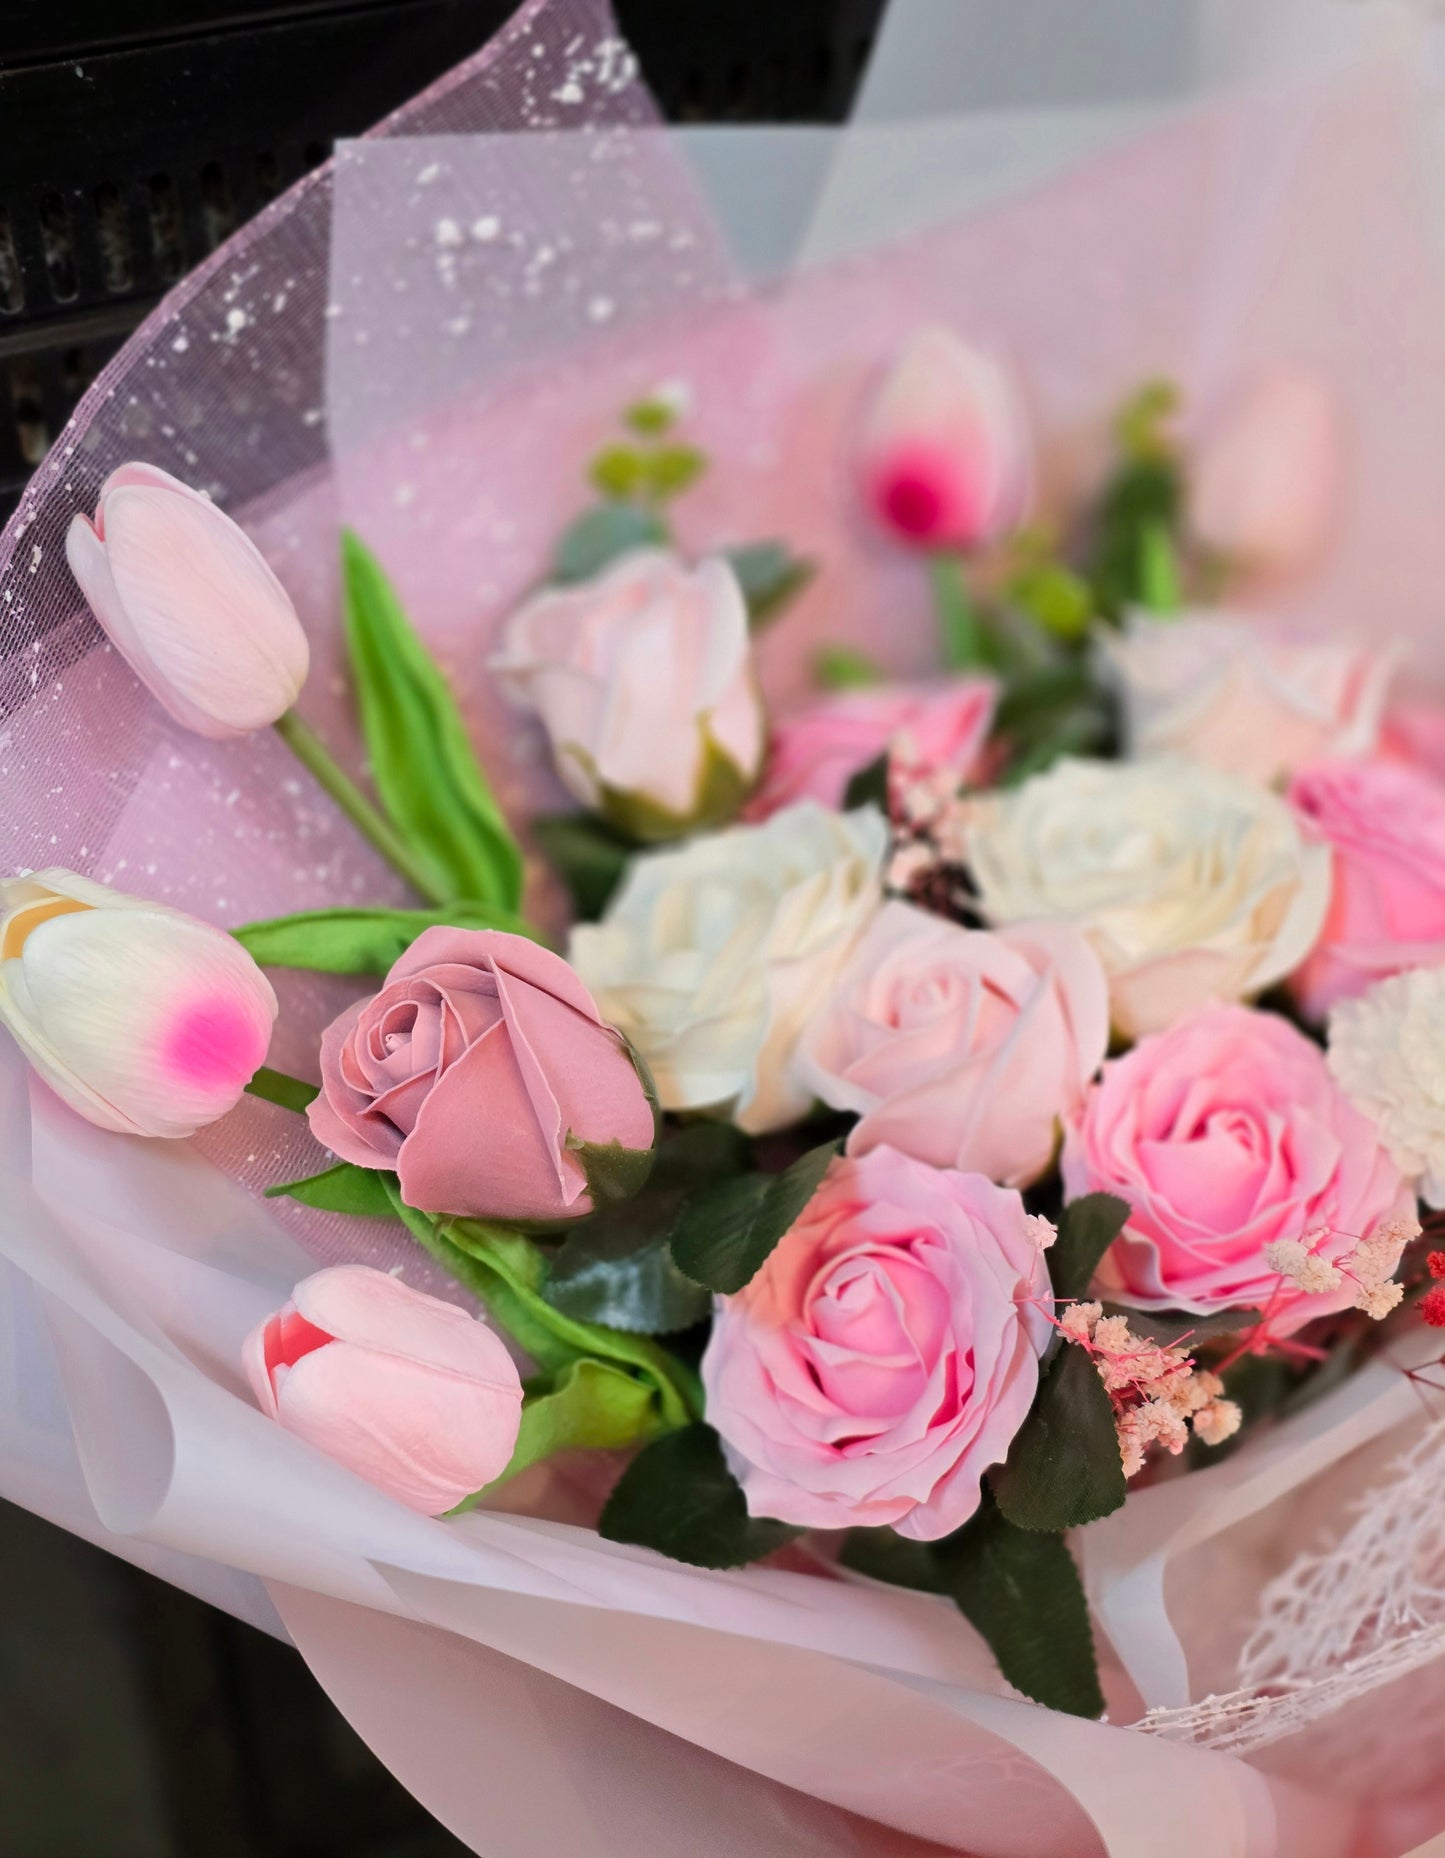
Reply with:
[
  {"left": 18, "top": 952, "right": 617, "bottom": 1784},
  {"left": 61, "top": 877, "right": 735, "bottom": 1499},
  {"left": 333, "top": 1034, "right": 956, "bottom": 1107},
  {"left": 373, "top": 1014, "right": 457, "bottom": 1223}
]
[
  {"left": 163, "top": 997, "right": 267, "bottom": 1092},
  {"left": 880, "top": 466, "right": 947, "bottom": 540}
]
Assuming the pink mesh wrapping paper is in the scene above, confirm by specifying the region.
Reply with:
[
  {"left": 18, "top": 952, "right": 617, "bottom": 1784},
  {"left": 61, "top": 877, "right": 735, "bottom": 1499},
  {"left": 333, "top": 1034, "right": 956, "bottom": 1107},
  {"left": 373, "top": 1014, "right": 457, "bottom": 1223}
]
[{"left": 4, "top": 0, "right": 1445, "bottom": 1851}]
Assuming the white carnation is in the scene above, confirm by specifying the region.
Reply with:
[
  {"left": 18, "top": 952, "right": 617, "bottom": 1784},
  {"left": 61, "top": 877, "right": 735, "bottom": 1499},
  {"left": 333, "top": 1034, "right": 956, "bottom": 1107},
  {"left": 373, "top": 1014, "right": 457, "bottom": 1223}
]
[
  {"left": 568, "top": 802, "right": 887, "bottom": 1134},
  {"left": 1328, "top": 966, "right": 1445, "bottom": 1206},
  {"left": 964, "top": 756, "right": 1331, "bottom": 1040}
]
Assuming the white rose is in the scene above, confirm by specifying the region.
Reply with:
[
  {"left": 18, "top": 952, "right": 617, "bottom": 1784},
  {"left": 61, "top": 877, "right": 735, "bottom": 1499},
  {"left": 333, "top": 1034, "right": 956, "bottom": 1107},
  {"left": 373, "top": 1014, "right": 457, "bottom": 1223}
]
[
  {"left": 964, "top": 757, "right": 1331, "bottom": 1040},
  {"left": 568, "top": 802, "right": 887, "bottom": 1133},
  {"left": 492, "top": 548, "right": 764, "bottom": 838},
  {"left": 1328, "top": 966, "right": 1445, "bottom": 1206},
  {"left": 1101, "top": 610, "right": 1397, "bottom": 786}
]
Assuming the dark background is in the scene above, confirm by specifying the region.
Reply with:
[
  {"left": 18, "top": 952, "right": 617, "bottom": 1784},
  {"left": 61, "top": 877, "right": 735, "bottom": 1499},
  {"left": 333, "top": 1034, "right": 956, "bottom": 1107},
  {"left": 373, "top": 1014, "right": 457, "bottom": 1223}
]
[{"left": 0, "top": 3, "right": 883, "bottom": 1852}]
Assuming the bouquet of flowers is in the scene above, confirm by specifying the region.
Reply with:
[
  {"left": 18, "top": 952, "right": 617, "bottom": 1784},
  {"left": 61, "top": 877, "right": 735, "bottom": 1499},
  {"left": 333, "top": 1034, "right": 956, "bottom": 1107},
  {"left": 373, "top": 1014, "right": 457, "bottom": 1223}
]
[{"left": 7, "top": 2, "right": 1445, "bottom": 1853}]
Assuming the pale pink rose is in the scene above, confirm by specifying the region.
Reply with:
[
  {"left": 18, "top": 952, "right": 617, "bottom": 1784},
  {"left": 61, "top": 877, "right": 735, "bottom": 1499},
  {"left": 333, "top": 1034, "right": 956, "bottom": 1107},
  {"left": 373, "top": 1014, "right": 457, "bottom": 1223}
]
[
  {"left": 1190, "top": 368, "right": 1343, "bottom": 579},
  {"left": 65, "top": 462, "right": 309, "bottom": 738},
  {"left": 0, "top": 867, "right": 276, "bottom": 1138},
  {"left": 1288, "top": 758, "right": 1445, "bottom": 1019},
  {"left": 1061, "top": 1004, "right": 1413, "bottom": 1326},
  {"left": 308, "top": 927, "right": 655, "bottom": 1224},
  {"left": 1382, "top": 700, "right": 1445, "bottom": 786},
  {"left": 1104, "top": 612, "right": 1396, "bottom": 786},
  {"left": 796, "top": 902, "right": 1108, "bottom": 1187},
  {"left": 701, "top": 1146, "right": 1052, "bottom": 1539},
  {"left": 492, "top": 548, "right": 763, "bottom": 838},
  {"left": 858, "top": 328, "right": 1032, "bottom": 550},
  {"left": 744, "top": 678, "right": 997, "bottom": 821},
  {"left": 245, "top": 1265, "right": 523, "bottom": 1514}
]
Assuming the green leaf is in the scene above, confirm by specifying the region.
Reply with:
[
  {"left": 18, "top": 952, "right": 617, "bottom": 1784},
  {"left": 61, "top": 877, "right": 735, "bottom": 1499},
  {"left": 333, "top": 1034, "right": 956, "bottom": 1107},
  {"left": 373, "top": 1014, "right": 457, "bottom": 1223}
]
[
  {"left": 531, "top": 812, "right": 633, "bottom": 921},
  {"left": 843, "top": 751, "right": 890, "bottom": 812},
  {"left": 930, "top": 1492, "right": 1104, "bottom": 1718},
  {"left": 814, "top": 645, "right": 883, "bottom": 691},
  {"left": 234, "top": 903, "right": 540, "bottom": 973},
  {"left": 931, "top": 553, "right": 995, "bottom": 671},
  {"left": 669, "top": 1138, "right": 842, "bottom": 1295},
  {"left": 588, "top": 445, "right": 647, "bottom": 500},
  {"left": 1137, "top": 520, "right": 1181, "bottom": 614},
  {"left": 623, "top": 396, "right": 677, "bottom": 437},
  {"left": 552, "top": 504, "right": 669, "bottom": 583},
  {"left": 265, "top": 1161, "right": 397, "bottom": 1219},
  {"left": 600, "top": 1423, "right": 800, "bottom": 1568},
  {"left": 839, "top": 1528, "right": 945, "bottom": 1594},
  {"left": 725, "top": 541, "right": 815, "bottom": 630},
  {"left": 244, "top": 1066, "right": 319, "bottom": 1115},
  {"left": 452, "top": 1358, "right": 663, "bottom": 1510},
  {"left": 1084, "top": 452, "right": 1183, "bottom": 621},
  {"left": 642, "top": 444, "right": 707, "bottom": 502},
  {"left": 380, "top": 1180, "right": 702, "bottom": 1431},
  {"left": 565, "top": 1132, "right": 656, "bottom": 1207},
  {"left": 1048, "top": 1193, "right": 1131, "bottom": 1303},
  {"left": 1006, "top": 561, "right": 1095, "bottom": 642},
  {"left": 543, "top": 1124, "right": 749, "bottom": 1334},
  {"left": 341, "top": 531, "right": 524, "bottom": 909},
  {"left": 1113, "top": 1304, "right": 1261, "bottom": 1348},
  {"left": 989, "top": 1342, "right": 1127, "bottom": 1532}
]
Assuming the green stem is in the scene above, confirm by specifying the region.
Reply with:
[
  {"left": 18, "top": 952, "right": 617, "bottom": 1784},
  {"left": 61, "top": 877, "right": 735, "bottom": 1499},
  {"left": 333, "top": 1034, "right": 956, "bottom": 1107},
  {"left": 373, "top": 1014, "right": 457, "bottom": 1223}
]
[
  {"left": 930, "top": 553, "right": 990, "bottom": 670},
  {"left": 1137, "top": 521, "right": 1182, "bottom": 615},
  {"left": 273, "top": 710, "right": 448, "bottom": 905}
]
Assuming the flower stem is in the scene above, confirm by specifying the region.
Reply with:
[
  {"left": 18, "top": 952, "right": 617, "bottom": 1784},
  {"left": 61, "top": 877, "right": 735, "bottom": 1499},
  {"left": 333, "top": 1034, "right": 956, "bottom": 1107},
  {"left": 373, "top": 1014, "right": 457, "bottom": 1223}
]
[
  {"left": 930, "top": 553, "right": 990, "bottom": 671},
  {"left": 273, "top": 710, "right": 447, "bottom": 905}
]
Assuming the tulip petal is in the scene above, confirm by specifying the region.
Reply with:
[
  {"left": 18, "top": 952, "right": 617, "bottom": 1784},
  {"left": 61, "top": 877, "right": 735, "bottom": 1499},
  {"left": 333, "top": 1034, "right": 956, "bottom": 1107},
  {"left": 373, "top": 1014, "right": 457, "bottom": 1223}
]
[
  {"left": 93, "top": 481, "right": 308, "bottom": 737},
  {"left": 291, "top": 1264, "right": 519, "bottom": 1388},
  {"left": 4, "top": 905, "right": 276, "bottom": 1137}
]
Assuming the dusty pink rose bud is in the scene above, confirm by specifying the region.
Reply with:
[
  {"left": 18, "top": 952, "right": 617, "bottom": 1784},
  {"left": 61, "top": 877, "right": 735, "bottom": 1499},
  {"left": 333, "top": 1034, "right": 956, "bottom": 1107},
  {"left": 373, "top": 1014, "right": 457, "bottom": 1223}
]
[
  {"left": 797, "top": 902, "right": 1108, "bottom": 1188},
  {"left": 1189, "top": 369, "right": 1343, "bottom": 579},
  {"left": 1061, "top": 1004, "right": 1413, "bottom": 1330},
  {"left": 744, "top": 677, "right": 996, "bottom": 821},
  {"left": 244, "top": 1265, "right": 523, "bottom": 1514},
  {"left": 493, "top": 548, "right": 763, "bottom": 839},
  {"left": 1288, "top": 758, "right": 1445, "bottom": 1019},
  {"left": 0, "top": 867, "right": 276, "bottom": 1137},
  {"left": 307, "top": 927, "right": 656, "bottom": 1224},
  {"left": 701, "top": 1146, "right": 1052, "bottom": 1539},
  {"left": 858, "top": 328, "right": 1032, "bottom": 550},
  {"left": 65, "top": 462, "right": 309, "bottom": 738}
]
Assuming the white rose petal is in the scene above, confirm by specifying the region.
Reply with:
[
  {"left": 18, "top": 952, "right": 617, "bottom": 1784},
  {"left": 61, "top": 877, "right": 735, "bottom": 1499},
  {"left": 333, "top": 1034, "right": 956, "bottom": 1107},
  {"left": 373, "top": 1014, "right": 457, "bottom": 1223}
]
[
  {"left": 1329, "top": 966, "right": 1445, "bottom": 1206},
  {"left": 568, "top": 802, "right": 887, "bottom": 1133},
  {"left": 964, "top": 756, "right": 1331, "bottom": 1040},
  {"left": 1101, "top": 610, "right": 1398, "bottom": 786}
]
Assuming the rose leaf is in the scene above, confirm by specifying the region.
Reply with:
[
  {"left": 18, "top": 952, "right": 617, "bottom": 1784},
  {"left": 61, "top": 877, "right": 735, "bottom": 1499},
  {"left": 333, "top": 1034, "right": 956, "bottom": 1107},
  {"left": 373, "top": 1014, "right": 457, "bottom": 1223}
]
[
  {"left": 599, "top": 1422, "right": 799, "bottom": 1569},
  {"left": 988, "top": 1342, "right": 1127, "bottom": 1533},
  {"left": 233, "top": 902, "right": 540, "bottom": 974},
  {"left": 930, "top": 1491, "right": 1105, "bottom": 1718},
  {"left": 531, "top": 812, "right": 634, "bottom": 921},
  {"left": 264, "top": 1160, "right": 397, "bottom": 1218},
  {"left": 724, "top": 540, "right": 815, "bottom": 630},
  {"left": 1048, "top": 1192, "right": 1132, "bottom": 1304},
  {"left": 552, "top": 504, "right": 669, "bottom": 583},
  {"left": 668, "top": 1137, "right": 843, "bottom": 1295}
]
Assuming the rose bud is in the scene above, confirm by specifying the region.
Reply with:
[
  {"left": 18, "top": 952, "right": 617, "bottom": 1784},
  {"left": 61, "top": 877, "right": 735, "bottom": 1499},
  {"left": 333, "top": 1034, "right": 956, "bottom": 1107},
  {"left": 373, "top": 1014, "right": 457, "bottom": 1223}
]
[
  {"left": 65, "top": 461, "right": 309, "bottom": 738},
  {"left": 244, "top": 1265, "right": 523, "bottom": 1514},
  {"left": 858, "top": 327, "right": 1032, "bottom": 550},
  {"left": 0, "top": 868, "right": 277, "bottom": 1137},
  {"left": 1189, "top": 369, "right": 1343, "bottom": 580},
  {"left": 307, "top": 927, "right": 656, "bottom": 1224},
  {"left": 493, "top": 548, "right": 763, "bottom": 841}
]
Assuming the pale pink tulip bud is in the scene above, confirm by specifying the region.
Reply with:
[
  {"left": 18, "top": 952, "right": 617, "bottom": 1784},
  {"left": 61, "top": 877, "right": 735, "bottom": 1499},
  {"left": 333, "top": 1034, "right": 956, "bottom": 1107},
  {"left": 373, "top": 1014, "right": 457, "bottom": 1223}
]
[
  {"left": 858, "top": 328, "right": 1032, "bottom": 551},
  {"left": 1190, "top": 370, "right": 1343, "bottom": 579},
  {"left": 244, "top": 1266, "right": 524, "bottom": 1514},
  {"left": 65, "top": 462, "right": 309, "bottom": 737},
  {"left": 0, "top": 868, "right": 277, "bottom": 1137}
]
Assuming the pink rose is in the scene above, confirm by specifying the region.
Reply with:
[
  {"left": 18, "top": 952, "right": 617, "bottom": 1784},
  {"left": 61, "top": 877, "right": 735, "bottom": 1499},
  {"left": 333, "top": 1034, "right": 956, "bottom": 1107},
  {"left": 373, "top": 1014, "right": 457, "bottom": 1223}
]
[
  {"left": 796, "top": 902, "right": 1108, "bottom": 1187},
  {"left": 1061, "top": 1004, "right": 1413, "bottom": 1326},
  {"left": 858, "top": 328, "right": 1033, "bottom": 550},
  {"left": 701, "top": 1146, "right": 1052, "bottom": 1539},
  {"left": 307, "top": 927, "right": 655, "bottom": 1224},
  {"left": 1288, "top": 758, "right": 1445, "bottom": 1019},
  {"left": 744, "top": 678, "right": 996, "bottom": 821},
  {"left": 245, "top": 1265, "right": 523, "bottom": 1514}
]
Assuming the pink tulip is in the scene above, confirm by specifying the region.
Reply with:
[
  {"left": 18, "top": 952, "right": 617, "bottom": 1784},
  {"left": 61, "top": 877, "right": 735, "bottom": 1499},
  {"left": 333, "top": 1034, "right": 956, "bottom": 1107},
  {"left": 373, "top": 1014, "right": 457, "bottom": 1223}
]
[
  {"left": 244, "top": 1266, "right": 523, "bottom": 1514},
  {"left": 65, "top": 461, "right": 309, "bottom": 737},
  {"left": 1189, "top": 369, "right": 1343, "bottom": 579},
  {"left": 0, "top": 867, "right": 276, "bottom": 1137},
  {"left": 858, "top": 328, "right": 1032, "bottom": 550}
]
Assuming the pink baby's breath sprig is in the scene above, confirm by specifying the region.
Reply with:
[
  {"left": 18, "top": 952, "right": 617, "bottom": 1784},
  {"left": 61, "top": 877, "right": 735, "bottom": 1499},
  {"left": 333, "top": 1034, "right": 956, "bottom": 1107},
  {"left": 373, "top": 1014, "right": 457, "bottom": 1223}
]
[
  {"left": 1263, "top": 1218, "right": 1416, "bottom": 1324},
  {"left": 882, "top": 738, "right": 980, "bottom": 918},
  {"left": 1054, "top": 1300, "right": 1242, "bottom": 1478}
]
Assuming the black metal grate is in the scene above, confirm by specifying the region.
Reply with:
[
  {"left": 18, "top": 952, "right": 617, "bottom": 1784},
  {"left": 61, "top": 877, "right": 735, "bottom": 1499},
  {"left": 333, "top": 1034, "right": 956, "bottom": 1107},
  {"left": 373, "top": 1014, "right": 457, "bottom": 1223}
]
[{"left": 0, "top": 0, "right": 887, "bottom": 523}]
